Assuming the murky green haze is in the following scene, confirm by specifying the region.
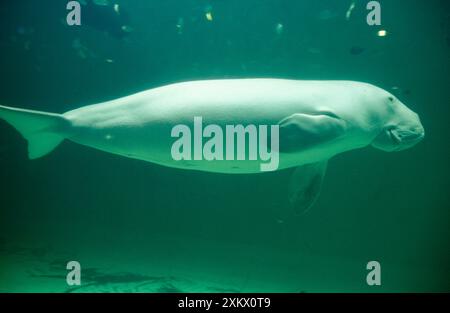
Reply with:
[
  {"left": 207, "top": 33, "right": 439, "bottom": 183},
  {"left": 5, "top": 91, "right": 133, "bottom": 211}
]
[{"left": 0, "top": 0, "right": 449, "bottom": 292}]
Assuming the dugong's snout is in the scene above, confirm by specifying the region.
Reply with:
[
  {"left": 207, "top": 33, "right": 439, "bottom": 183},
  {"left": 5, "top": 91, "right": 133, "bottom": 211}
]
[
  {"left": 372, "top": 99, "right": 425, "bottom": 152},
  {"left": 388, "top": 121, "right": 425, "bottom": 151}
]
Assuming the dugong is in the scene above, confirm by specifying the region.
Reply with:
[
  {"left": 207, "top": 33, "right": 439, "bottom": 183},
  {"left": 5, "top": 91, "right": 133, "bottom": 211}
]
[{"left": 0, "top": 79, "right": 424, "bottom": 213}]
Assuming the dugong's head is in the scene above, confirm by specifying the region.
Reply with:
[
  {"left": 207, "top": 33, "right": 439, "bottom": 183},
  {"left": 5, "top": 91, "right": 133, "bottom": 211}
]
[{"left": 371, "top": 95, "right": 425, "bottom": 152}]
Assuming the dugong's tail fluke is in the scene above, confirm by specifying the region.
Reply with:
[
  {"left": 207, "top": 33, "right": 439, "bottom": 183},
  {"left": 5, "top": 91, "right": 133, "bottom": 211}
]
[{"left": 0, "top": 105, "right": 69, "bottom": 159}]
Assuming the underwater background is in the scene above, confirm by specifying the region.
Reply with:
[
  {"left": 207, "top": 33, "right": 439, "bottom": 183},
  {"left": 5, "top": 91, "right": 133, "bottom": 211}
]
[{"left": 0, "top": 0, "right": 449, "bottom": 292}]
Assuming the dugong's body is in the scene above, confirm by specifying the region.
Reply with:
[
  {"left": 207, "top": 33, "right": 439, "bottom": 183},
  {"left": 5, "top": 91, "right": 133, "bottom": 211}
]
[
  {"left": 0, "top": 79, "right": 425, "bottom": 212},
  {"left": 65, "top": 79, "right": 381, "bottom": 173}
]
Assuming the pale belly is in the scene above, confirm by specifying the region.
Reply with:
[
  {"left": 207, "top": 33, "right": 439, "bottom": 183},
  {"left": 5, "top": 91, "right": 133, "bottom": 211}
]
[{"left": 66, "top": 121, "right": 349, "bottom": 174}]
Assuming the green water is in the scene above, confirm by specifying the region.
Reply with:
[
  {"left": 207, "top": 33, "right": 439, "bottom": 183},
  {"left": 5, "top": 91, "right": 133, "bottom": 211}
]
[{"left": 0, "top": 0, "right": 449, "bottom": 292}]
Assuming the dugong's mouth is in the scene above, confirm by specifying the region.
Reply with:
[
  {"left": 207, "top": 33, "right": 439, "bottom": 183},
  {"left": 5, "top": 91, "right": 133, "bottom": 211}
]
[
  {"left": 389, "top": 127, "right": 425, "bottom": 151},
  {"left": 373, "top": 124, "right": 425, "bottom": 152}
]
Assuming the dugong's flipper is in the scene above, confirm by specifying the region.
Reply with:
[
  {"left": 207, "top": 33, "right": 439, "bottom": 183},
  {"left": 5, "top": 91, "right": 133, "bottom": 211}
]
[
  {"left": 278, "top": 113, "right": 346, "bottom": 153},
  {"left": 0, "top": 105, "right": 68, "bottom": 159},
  {"left": 288, "top": 161, "right": 328, "bottom": 215}
]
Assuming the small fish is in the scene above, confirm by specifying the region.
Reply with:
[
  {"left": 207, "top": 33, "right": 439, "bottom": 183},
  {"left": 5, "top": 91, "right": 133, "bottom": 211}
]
[
  {"left": 345, "top": 1, "right": 356, "bottom": 21},
  {"left": 204, "top": 5, "right": 213, "bottom": 21},
  {"left": 350, "top": 46, "right": 365, "bottom": 55},
  {"left": 16, "top": 26, "right": 26, "bottom": 35},
  {"left": 81, "top": 0, "right": 132, "bottom": 39},
  {"left": 317, "top": 9, "right": 338, "bottom": 20},
  {"left": 176, "top": 17, "right": 184, "bottom": 34},
  {"left": 72, "top": 38, "right": 96, "bottom": 59},
  {"left": 16, "top": 26, "right": 34, "bottom": 36},
  {"left": 93, "top": 0, "right": 109, "bottom": 6},
  {"left": 391, "top": 86, "right": 412, "bottom": 97},
  {"left": 275, "top": 23, "right": 284, "bottom": 35}
]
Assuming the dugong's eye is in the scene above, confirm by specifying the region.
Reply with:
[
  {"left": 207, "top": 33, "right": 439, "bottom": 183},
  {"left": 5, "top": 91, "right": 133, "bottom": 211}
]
[{"left": 388, "top": 96, "right": 394, "bottom": 102}]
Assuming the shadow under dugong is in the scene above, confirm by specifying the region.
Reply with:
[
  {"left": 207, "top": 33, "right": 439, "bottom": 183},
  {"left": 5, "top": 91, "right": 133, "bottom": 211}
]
[{"left": 0, "top": 79, "right": 425, "bottom": 213}]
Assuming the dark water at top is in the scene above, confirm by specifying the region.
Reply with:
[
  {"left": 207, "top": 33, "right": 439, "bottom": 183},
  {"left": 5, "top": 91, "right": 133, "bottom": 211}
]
[{"left": 0, "top": 0, "right": 448, "bottom": 292}]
